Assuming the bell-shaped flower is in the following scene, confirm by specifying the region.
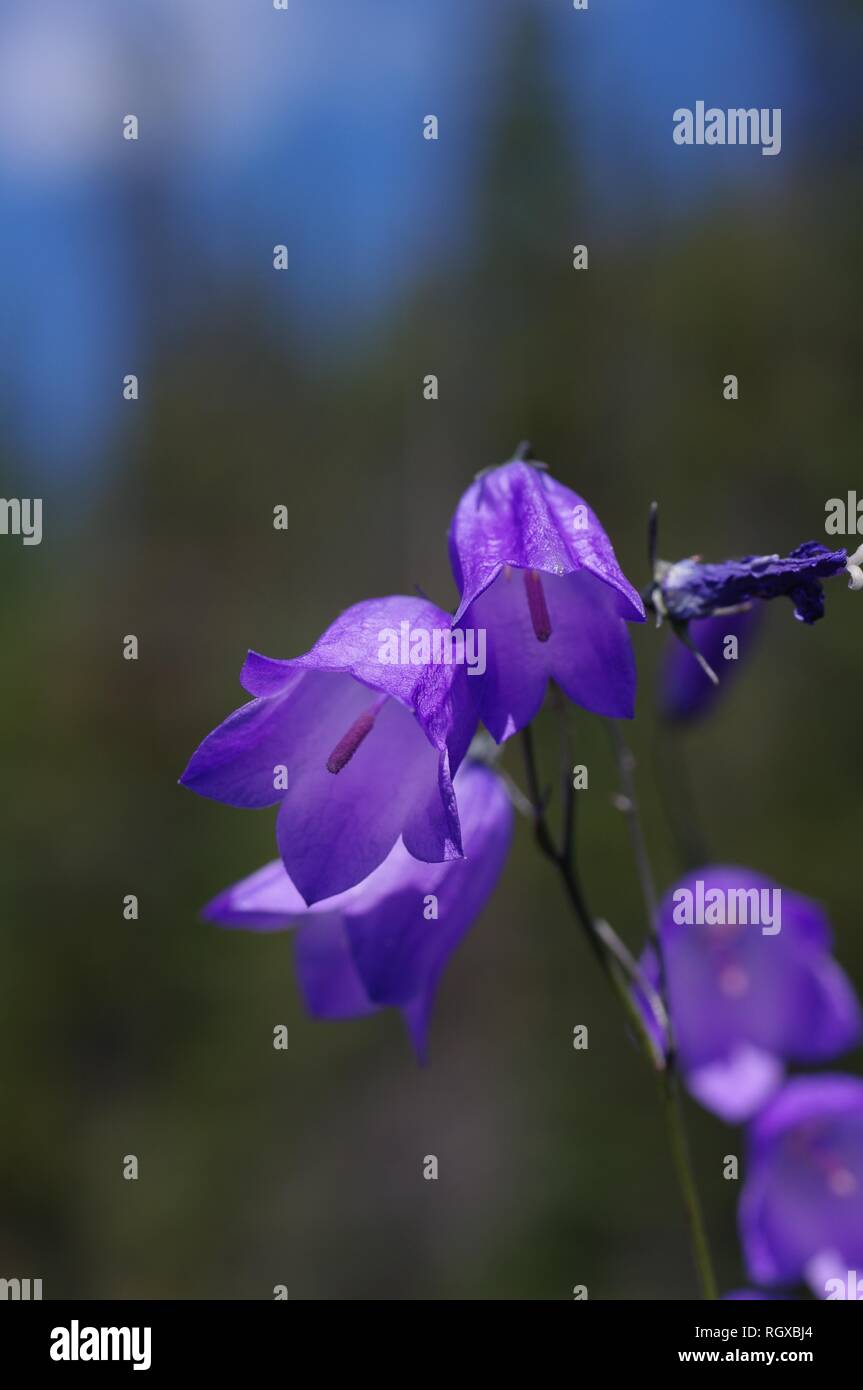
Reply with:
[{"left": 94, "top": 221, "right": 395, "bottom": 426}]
[
  {"left": 636, "top": 866, "right": 861, "bottom": 1122},
  {"left": 448, "top": 455, "right": 645, "bottom": 741},
  {"left": 201, "top": 761, "right": 513, "bottom": 1061},
  {"left": 180, "top": 596, "right": 479, "bottom": 905},
  {"left": 659, "top": 607, "right": 761, "bottom": 723},
  {"left": 740, "top": 1076, "right": 863, "bottom": 1294}
]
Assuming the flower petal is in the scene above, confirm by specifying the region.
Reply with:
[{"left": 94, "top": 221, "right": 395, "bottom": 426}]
[
  {"left": 294, "top": 917, "right": 378, "bottom": 1020},
  {"left": 687, "top": 1046, "right": 784, "bottom": 1124},
  {"left": 449, "top": 459, "right": 644, "bottom": 622},
  {"left": 179, "top": 668, "right": 329, "bottom": 808},
  {"left": 276, "top": 696, "right": 460, "bottom": 904},
  {"left": 344, "top": 763, "right": 513, "bottom": 1020}
]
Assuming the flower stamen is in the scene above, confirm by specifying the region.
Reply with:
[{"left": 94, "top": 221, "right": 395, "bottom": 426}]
[
  {"left": 326, "top": 697, "right": 386, "bottom": 774},
  {"left": 524, "top": 568, "right": 552, "bottom": 642}
]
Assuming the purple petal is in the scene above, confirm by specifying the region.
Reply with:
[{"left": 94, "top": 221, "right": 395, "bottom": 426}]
[
  {"left": 659, "top": 606, "right": 761, "bottom": 723},
  {"left": 749, "top": 1074, "right": 863, "bottom": 1148},
  {"left": 294, "top": 917, "right": 378, "bottom": 1020},
  {"left": 246, "top": 595, "right": 473, "bottom": 754},
  {"left": 449, "top": 460, "right": 644, "bottom": 623},
  {"left": 179, "top": 667, "right": 313, "bottom": 808},
  {"left": 202, "top": 762, "right": 513, "bottom": 1060},
  {"left": 687, "top": 1046, "right": 784, "bottom": 1124},
  {"left": 345, "top": 762, "right": 513, "bottom": 1015},
  {"left": 792, "top": 957, "right": 863, "bottom": 1061},
  {"left": 641, "top": 866, "right": 862, "bottom": 1119},
  {"left": 459, "top": 567, "right": 638, "bottom": 742},
  {"left": 276, "top": 694, "right": 461, "bottom": 905},
  {"left": 740, "top": 1076, "right": 863, "bottom": 1287},
  {"left": 658, "top": 867, "right": 857, "bottom": 1064},
  {"left": 202, "top": 859, "right": 310, "bottom": 930}
]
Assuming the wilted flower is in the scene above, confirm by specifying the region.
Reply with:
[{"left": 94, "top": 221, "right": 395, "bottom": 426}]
[
  {"left": 181, "top": 596, "right": 479, "bottom": 905},
  {"left": 636, "top": 866, "right": 861, "bottom": 1122},
  {"left": 448, "top": 450, "right": 645, "bottom": 741},
  {"left": 659, "top": 606, "right": 761, "bottom": 723},
  {"left": 201, "top": 761, "right": 513, "bottom": 1061},
  {"left": 646, "top": 540, "right": 853, "bottom": 629},
  {"left": 740, "top": 1076, "right": 863, "bottom": 1294}
]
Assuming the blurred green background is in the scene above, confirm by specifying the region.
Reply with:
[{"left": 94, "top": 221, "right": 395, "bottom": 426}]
[{"left": 1, "top": 0, "right": 862, "bottom": 1298}]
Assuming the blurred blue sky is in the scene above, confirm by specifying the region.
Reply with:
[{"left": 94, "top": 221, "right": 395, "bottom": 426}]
[{"left": 1, "top": 0, "right": 860, "bottom": 473}]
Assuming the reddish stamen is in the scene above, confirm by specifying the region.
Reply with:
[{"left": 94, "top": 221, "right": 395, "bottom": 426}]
[
  {"left": 326, "top": 706, "right": 379, "bottom": 774},
  {"left": 524, "top": 568, "right": 552, "bottom": 641}
]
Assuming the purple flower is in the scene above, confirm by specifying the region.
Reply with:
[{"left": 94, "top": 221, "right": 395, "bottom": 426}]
[
  {"left": 740, "top": 1076, "right": 863, "bottom": 1293},
  {"left": 448, "top": 454, "right": 645, "bottom": 741},
  {"left": 637, "top": 866, "right": 861, "bottom": 1123},
  {"left": 659, "top": 606, "right": 761, "bottom": 723},
  {"left": 201, "top": 761, "right": 513, "bottom": 1061},
  {"left": 649, "top": 541, "right": 849, "bottom": 627},
  {"left": 180, "top": 596, "right": 479, "bottom": 906}
]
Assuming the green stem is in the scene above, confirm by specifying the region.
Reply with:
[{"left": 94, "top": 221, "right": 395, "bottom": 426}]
[
  {"left": 660, "top": 1069, "right": 719, "bottom": 1302},
  {"left": 605, "top": 720, "right": 718, "bottom": 1301},
  {"left": 652, "top": 722, "right": 710, "bottom": 873}
]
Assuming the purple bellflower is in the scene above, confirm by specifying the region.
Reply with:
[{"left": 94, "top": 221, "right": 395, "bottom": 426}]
[
  {"left": 659, "top": 606, "right": 761, "bottom": 723},
  {"left": 448, "top": 449, "right": 645, "bottom": 741},
  {"left": 201, "top": 761, "right": 513, "bottom": 1061},
  {"left": 636, "top": 866, "right": 861, "bottom": 1123},
  {"left": 740, "top": 1076, "right": 863, "bottom": 1295},
  {"left": 180, "top": 596, "right": 480, "bottom": 906}
]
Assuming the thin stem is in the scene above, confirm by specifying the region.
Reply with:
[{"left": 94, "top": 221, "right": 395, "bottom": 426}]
[
  {"left": 652, "top": 723, "right": 710, "bottom": 872},
  {"left": 659, "top": 1069, "right": 719, "bottom": 1302},
  {"left": 553, "top": 685, "right": 576, "bottom": 871},
  {"left": 605, "top": 720, "right": 718, "bottom": 1301},
  {"left": 606, "top": 722, "right": 669, "bottom": 1038},
  {"left": 520, "top": 726, "right": 665, "bottom": 1069}
]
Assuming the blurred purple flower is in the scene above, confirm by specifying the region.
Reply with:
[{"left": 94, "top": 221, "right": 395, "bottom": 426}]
[
  {"left": 651, "top": 541, "right": 848, "bottom": 627},
  {"left": 448, "top": 454, "right": 645, "bottom": 741},
  {"left": 181, "top": 596, "right": 479, "bottom": 906},
  {"left": 636, "top": 866, "right": 861, "bottom": 1122},
  {"left": 740, "top": 1076, "right": 863, "bottom": 1294},
  {"left": 659, "top": 606, "right": 761, "bottom": 723},
  {"left": 202, "top": 761, "right": 513, "bottom": 1061}
]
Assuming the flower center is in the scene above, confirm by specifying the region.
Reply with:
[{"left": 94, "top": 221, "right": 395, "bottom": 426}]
[
  {"left": 718, "top": 963, "right": 750, "bottom": 999},
  {"left": 524, "top": 569, "right": 552, "bottom": 642},
  {"left": 792, "top": 1126, "right": 859, "bottom": 1199},
  {"left": 828, "top": 1167, "right": 858, "bottom": 1198},
  {"left": 326, "top": 696, "right": 387, "bottom": 774}
]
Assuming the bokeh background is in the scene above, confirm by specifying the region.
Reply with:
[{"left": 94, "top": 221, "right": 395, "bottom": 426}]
[{"left": 2, "top": 0, "right": 862, "bottom": 1299}]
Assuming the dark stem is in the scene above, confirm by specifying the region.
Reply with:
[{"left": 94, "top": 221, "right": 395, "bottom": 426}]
[{"left": 520, "top": 725, "right": 665, "bottom": 1070}]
